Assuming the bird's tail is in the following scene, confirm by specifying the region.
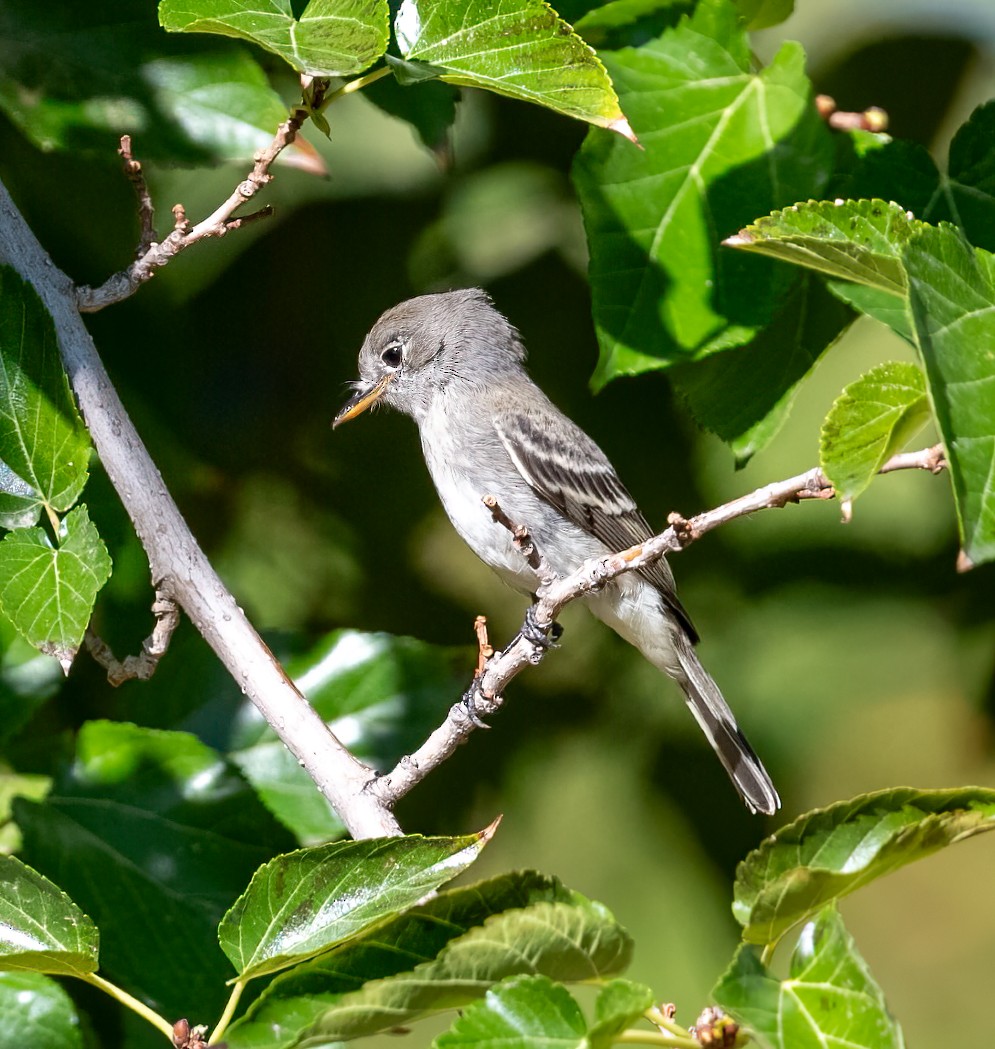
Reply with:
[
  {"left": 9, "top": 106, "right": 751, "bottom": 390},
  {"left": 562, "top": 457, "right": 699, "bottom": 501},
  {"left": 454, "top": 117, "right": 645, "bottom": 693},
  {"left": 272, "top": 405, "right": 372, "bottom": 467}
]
[{"left": 672, "top": 630, "right": 780, "bottom": 815}]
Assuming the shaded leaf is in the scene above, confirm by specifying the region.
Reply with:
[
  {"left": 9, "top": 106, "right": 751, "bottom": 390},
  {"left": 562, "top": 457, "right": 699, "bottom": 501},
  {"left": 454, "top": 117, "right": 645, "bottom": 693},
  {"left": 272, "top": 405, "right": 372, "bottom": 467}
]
[
  {"left": 726, "top": 198, "right": 919, "bottom": 297},
  {"left": 903, "top": 224, "right": 995, "bottom": 565},
  {"left": 395, "top": 0, "right": 631, "bottom": 137},
  {"left": 573, "top": 0, "right": 834, "bottom": 389},
  {"left": 674, "top": 275, "right": 853, "bottom": 463},
  {"left": 14, "top": 721, "right": 294, "bottom": 1024},
  {"left": 434, "top": 974, "right": 587, "bottom": 1048},
  {"left": 229, "top": 629, "right": 467, "bottom": 843},
  {"left": 0, "top": 972, "right": 84, "bottom": 1049},
  {"left": 820, "top": 361, "right": 929, "bottom": 504},
  {"left": 0, "top": 773, "right": 51, "bottom": 854},
  {"left": 227, "top": 871, "right": 631, "bottom": 1048},
  {"left": 715, "top": 906, "right": 904, "bottom": 1049},
  {"left": 0, "top": 855, "right": 98, "bottom": 977},
  {"left": 733, "top": 787, "right": 995, "bottom": 946},
  {"left": 0, "top": 506, "right": 112, "bottom": 669},
  {"left": 159, "top": 0, "right": 391, "bottom": 77},
  {"left": 734, "top": 0, "right": 793, "bottom": 30},
  {"left": 0, "top": 1, "right": 291, "bottom": 162},
  {"left": 220, "top": 826, "right": 496, "bottom": 981},
  {"left": 0, "top": 266, "right": 88, "bottom": 522}
]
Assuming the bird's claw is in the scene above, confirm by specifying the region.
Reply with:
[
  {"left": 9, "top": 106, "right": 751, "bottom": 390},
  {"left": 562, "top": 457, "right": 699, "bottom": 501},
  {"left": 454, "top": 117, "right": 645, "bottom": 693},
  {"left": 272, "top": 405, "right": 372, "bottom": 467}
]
[{"left": 516, "top": 606, "right": 562, "bottom": 650}]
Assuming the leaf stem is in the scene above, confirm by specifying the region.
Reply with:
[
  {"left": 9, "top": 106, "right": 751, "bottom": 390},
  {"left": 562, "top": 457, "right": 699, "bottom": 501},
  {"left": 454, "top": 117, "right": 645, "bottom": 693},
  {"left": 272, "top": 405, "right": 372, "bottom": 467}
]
[
  {"left": 644, "top": 1006, "right": 696, "bottom": 1041},
  {"left": 616, "top": 1028, "right": 699, "bottom": 1047},
  {"left": 80, "top": 973, "right": 173, "bottom": 1040},
  {"left": 328, "top": 65, "right": 392, "bottom": 103},
  {"left": 209, "top": 979, "right": 246, "bottom": 1045}
]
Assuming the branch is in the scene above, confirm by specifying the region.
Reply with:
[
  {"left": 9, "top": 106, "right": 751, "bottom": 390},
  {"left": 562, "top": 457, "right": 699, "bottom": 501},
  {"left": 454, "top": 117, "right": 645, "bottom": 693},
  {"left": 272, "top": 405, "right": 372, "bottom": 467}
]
[
  {"left": 0, "top": 178, "right": 401, "bottom": 840},
  {"left": 369, "top": 443, "right": 947, "bottom": 805},
  {"left": 75, "top": 79, "right": 329, "bottom": 312},
  {"left": 84, "top": 587, "right": 179, "bottom": 686}
]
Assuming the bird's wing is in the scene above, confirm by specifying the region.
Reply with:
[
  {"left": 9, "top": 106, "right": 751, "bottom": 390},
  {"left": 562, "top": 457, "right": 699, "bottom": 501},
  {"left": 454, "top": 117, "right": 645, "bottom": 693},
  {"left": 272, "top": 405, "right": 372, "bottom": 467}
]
[{"left": 494, "top": 407, "right": 698, "bottom": 642}]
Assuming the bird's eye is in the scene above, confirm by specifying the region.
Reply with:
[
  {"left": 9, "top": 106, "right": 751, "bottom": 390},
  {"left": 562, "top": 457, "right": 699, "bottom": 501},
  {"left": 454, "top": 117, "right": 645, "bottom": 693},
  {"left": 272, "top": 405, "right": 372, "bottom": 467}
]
[{"left": 381, "top": 341, "right": 404, "bottom": 369}]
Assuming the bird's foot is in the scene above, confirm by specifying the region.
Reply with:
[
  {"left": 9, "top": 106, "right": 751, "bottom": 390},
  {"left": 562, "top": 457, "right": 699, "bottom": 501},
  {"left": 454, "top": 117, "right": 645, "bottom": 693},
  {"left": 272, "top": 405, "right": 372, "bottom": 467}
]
[
  {"left": 460, "top": 682, "right": 492, "bottom": 728},
  {"left": 516, "top": 606, "right": 562, "bottom": 650}
]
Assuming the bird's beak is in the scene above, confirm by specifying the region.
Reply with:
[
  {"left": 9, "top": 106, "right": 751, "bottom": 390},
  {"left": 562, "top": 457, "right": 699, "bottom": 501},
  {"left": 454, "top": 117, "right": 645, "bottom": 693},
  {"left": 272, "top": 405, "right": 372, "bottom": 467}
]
[{"left": 333, "top": 373, "right": 393, "bottom": 429}]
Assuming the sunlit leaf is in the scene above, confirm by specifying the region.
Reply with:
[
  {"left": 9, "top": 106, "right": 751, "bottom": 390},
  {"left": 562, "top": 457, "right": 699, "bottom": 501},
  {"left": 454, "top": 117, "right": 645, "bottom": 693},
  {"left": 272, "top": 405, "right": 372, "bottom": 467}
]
[
  {"left": 820, "top": 361, "right": 930, "bottom": 504},
  {"left": 0, "top": 506, "right": 112, "bottom": 669},
  {"left": 587, "top": 979, "right": 654, "bottom": 1047},
  {"left": 715, "top": 906, "right": 904, "bottom": 1049},
  {"left": 159, "top": 0, "right": 391, "bottom": 77},
  {"left": 434, "top": 974, "right": 587, "bottom": 1048},
  {"left": 226, "top": 871, "right": 631, "bottom": 1048},
  {"left": 0, "top": 266, "right": 88, "bottom": 522},
  {"left": 395, "top": 0, "right": 632, "bottom": 137},
  {"left": 733, "top": 787, "right": 995, "bottom": 945},
  {"left": 726, "top": 198, "right": 920, "bottom": 296},
  {"left": 574, "top": 0, "right": 834, "bottom": 391},
  {"left": 219, "top": 825, "right": 496, "bottom": 981},
  {"left": 0, "top": 855, "right": 98, "bottom": 977},
  {"left": 903, "top": 224, "right": 995, "bottom": 565}
]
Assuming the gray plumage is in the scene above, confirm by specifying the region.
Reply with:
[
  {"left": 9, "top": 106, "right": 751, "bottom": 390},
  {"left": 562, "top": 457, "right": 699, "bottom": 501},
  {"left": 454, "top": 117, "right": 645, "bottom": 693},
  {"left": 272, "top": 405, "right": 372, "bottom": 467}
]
[{"left": 335, "top": 288, "right": 779, "bottom": 815}]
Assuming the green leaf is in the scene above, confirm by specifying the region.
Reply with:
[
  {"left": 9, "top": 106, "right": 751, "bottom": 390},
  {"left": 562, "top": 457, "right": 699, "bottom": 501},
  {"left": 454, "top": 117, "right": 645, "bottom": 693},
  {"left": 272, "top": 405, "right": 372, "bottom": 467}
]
[
  {"left": 820, "top": 361, "right": 930, "bottom": 504},
  {"left": 0, "top": 610, "right": 64, "bottom": 749},
  {"left": 726, "top": 198, "right": 920, "bottom": 297},
  {"left": 715, "top": 906, "right": 904, "bottom": 1049},
  {"left": 733, "top": 786, "right": 995, "bottom": 946},
  {"left": 572, "top": 1, "right": 693, "bottom": 51},
  {"left": 903, "top": 224, "right": 995, "bottom": 565},
  {"left": 0, "top": 266, "right": 88, "bottom": 523},
  {"left": 0, "top": 855, "right": 98, "bottom": 977},
  {"left": 434, "top": 974, "right": 587, "bottom": 1048},
  {"left": 159, "top": 0, "right": 391, "bottom": 77},
  {"left": 394, "top": 0, "right": 632, "bottom": 137},
  {"left": 219, "top": 826, "right": 496, "bottom": 981},
  {"left": 0, "top": 972, "right": 84, "bottom": 1049},
  {"left": 230, "top": 629, "right": 467, "bottom": 843},
  {"left": 0, "top": 506, "right": 112, "bottom": 669},
  {"left": 674, "top": 276, "right": 853, "bottom": 463},
  {"left": 226, "top": 871, "right": 631, "bottom": 1048},
  {"left": 734, "top": 0, "right": 793, "bottom": 29},
  {"left": 573, "top": 0, "right": 834, "bottom": 388},
  {"left": 840, "top": 100, "right": 995, "bottom": 253},
  {"left": 588, "top": 979, "right": 654, "bottom": 1047},
  {"left": 0, "top": 2, "right": 291, "bottom": 162},
  {"left": 14, "top": 720, "right": 294, "bottom": 1025}
]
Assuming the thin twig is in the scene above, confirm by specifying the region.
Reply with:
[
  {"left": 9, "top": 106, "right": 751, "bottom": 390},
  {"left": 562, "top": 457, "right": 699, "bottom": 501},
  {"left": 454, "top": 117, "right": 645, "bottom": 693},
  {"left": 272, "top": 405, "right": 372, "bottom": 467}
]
[
  {"left": 118, "top": 135, "right": 157, "bottom": 257},
  {"left": 369, "top": 443, "right": 947, "bottom": 806},
  {"left": 85, "top": 588, "right": 180, "bottom": 685},
  {"left": 76, "top": 78, "right": 331, "bottom": 313}
]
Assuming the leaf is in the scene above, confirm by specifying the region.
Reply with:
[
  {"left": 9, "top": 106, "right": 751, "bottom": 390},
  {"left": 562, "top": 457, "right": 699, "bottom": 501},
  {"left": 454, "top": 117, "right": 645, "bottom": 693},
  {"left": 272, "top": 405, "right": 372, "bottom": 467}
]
[
  {"left": 0, "top": 972, "right": 84, "bottom": 1049},
  {"left": 226, "top": 871, "right": 631, "bottom": 1048},
  {"left": 394, "top": 0, "right": 632, "bottom": 137},
  {"left": 820, "top": 361, "right": 930, "bottom": 504},
  {"left": 0, "top": 773, "right": 50, "bottom": 854},
  {"left": 0, "top": 1, "right": 292, "bottom": 163},
  {"left": 573, "top": 0, "right": 834, "bottom": 389},
  {"left": 0, "top": 506, "right": 112, "bottom": 670},
  {"left": 715, "top": 906, "right": 904, "bottom": 1049},
  {"left": 159, "top": 0, "right": 391, "bottom": 77},
  {"left": 0, "top": 855, "right": 98, "bottom": 977},
  {"left": 726, "top": 198, "right": 920, "bottom": 297},
  {"left": 13, "top": 720, "right": 294, "bottom": 1025},
  {"left": 588, "top": 979, "right": 654, "bottom": 1047},
  {"left": 903, "top": 224, "right": 995, "bottom": 565},
  {"left": 732, "top": 786, "right": 995, "bottom": 946},
  {"left": 229, "top": 629, "right": 467, "bottom": 843},
  {"left": 0, "top": 266, "right": 89, "bottom": 523},
  {"left": 219, "top": 825, "right": 496, "bottom": 981},
  {"left": 674, "top": 275, "right": 853, "bottom": 463},
  {"left": 434, "top": 974, "right": 587, "bottom": 1048},
  {"left": 733, "top": 0, "right": 794, "bottom": 30}
]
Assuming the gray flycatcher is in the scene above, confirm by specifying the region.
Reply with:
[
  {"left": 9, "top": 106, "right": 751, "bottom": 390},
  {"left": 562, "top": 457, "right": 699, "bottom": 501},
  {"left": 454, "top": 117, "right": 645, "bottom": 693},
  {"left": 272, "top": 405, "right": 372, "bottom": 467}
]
[{"left": 335, "top": 288, "right": 779, "bottom": 815}]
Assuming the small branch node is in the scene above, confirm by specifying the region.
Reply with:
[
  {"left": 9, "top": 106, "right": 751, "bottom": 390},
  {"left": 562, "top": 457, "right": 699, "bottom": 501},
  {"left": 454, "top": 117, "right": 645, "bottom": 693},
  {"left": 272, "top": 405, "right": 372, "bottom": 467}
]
[{"left": 171, "top": 204, "right": 191, "bottom": 234}]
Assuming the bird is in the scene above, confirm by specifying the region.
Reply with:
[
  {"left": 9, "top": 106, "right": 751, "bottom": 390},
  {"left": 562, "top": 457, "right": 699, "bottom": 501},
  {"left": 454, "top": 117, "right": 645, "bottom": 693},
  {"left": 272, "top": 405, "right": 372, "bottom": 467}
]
[{"left": 334, "top": 288, "right": 779, "bottom": 815}]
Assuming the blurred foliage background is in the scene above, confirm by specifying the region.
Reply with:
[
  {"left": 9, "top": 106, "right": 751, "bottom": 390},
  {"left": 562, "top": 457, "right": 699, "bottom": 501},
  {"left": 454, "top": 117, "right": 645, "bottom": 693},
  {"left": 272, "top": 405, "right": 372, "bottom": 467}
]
[{"left": 2, "top": 1, "right": 995, "bottom": 1045}]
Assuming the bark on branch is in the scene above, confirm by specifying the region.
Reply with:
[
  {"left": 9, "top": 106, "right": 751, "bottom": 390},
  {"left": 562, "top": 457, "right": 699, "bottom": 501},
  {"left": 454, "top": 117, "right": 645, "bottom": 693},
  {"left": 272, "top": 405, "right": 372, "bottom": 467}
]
[{"left": 368, "top": 443, "right": 947, "bottom": 805}]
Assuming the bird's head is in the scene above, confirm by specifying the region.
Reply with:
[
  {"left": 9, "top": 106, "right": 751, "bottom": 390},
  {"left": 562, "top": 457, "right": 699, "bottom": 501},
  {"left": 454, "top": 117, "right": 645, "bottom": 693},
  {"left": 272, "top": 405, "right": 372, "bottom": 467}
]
[{"left": 333, "top": 288, "right": 525, "bottom": 427}]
